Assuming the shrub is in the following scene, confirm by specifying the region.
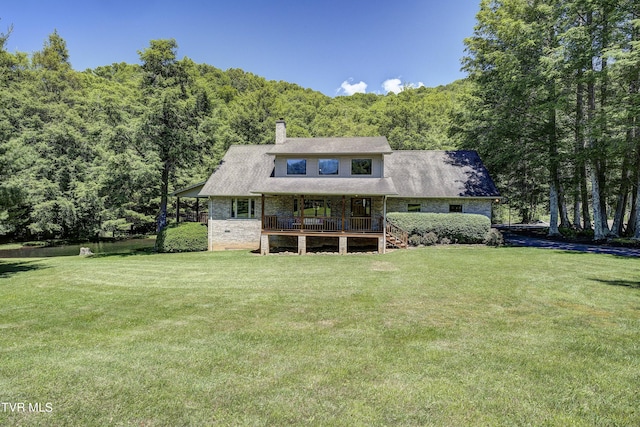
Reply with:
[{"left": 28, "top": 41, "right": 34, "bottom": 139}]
[
  {"left": 387, "top": 212, "right": 491, "bottom": 244},
  {"left": 423, "top": 232, "right": 439, "bottom": 246},
  {"left": 408, "top": 231, "right": 438, "bottom": 246},
  {"left": 408, "top": 235, "right": 422, "bottom": 246},
  {"left": 484, "top": 228, "right": 504, "bottom": 246},
  {"left": 156, "top": 222, "right": 207, "bottom": 253}
]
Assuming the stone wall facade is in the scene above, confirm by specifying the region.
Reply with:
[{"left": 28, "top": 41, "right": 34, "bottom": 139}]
[
  {"left": 207, "top": 196, "right": 494, "bottom": 251},
  {"left": 386, "top": 197, "right": 493, "bottom": 219},
  {"left": 207, "top": 197, "right": 262, "bottom": 250}
]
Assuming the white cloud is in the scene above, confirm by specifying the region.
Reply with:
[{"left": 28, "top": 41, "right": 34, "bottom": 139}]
[
  {"left": 382, "top": 78, "right": 403, "bottom": 94},
  {"left": 382, "top": 78, "right": 426, "bottom": 94},
  {"left": 338, "top": 79, "right": 367, "bottom": 96}
]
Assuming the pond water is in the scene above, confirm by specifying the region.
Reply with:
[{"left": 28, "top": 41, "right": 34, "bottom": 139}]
[{"left": 0, "top": 239, "right": 156, "bottom": 258}]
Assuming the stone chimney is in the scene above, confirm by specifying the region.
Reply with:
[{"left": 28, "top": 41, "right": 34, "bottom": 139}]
[{"left": 275, "top": 119, "right": 286, "bottom": 144}]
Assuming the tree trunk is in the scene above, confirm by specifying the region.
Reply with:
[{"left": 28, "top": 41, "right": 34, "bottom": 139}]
[
  {"left": 549, "top": 180, "right": 560, "bottom": 236},
  {"left": 635, "top": 171, "right": 640, "bottom": 239},
  {"left": 157, "top": 161, "right": 170, "bottom": 233},
  {"left": 580, "top": 162, "right": 591, "bottom": 230},
  {"left": 575, "top": 76, "right": 590, "bottom": 230},
  {"left": 611, "top": 141, "right": 632, "bottom": 236},
  {"left": 558, "top": 181, "right": 571, "bottom": 228},
  {"left": 548, "top": 137, "right": 561, "bottom": 236}
]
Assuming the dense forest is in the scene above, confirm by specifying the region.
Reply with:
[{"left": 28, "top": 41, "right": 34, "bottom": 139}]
[
  {"left": 1, "top": 0, "right": 639, "bottom": 241},
  {"left": 0, "top": 29, "right": 466, "bottom": 240},
  {"left": 461, "top": 0, "right": 639, "bottom": 239}
]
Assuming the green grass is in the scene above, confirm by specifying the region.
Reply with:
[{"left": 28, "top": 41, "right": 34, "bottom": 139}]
[{"left": 1, "top": 246, "right": 639, "bottom": 426}]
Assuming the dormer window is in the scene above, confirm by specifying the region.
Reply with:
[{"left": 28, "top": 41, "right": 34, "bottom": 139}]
[
  {"left": 351, "top": 159, "right": 372, "bottom": 175},
  {"left": 319, "top": 159, "right": 339, "bottom": 175},
  {"left": 287, "top": 159, "right": 306, "bottom": 175}
]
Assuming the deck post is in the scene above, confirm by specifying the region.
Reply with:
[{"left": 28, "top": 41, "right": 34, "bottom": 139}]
[
  {"left": 298, "top": 235, "right": 306, "bottom": 255},
  {"left": 339, "top": 236, "right": 347, "bottom": 254},
  {"left": 378, "top": 235, "right": 385, "bottom": 254},
  {"left": 260, "top": 234, "right": 269, "bottom": 255}
]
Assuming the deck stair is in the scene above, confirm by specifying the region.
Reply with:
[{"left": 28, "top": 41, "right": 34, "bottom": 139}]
[{"left": 385, "top": 220, "right": 409, "bottom": 249}]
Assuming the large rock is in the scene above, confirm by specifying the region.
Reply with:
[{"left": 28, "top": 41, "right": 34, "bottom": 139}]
[{"left": 79, "top": 247, "right": 93, "bottom": 256}]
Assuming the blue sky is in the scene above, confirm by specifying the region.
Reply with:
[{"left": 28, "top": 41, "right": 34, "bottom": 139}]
[{"left": 2, "top": 0, "right": 480, "bottom": 96}]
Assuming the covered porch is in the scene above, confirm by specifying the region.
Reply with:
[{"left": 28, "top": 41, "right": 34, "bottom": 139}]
[
  {"left": 172, "top": 182, "right": 208, "bottom": 224},
  {"left": 258, "top": 194, "right": 387, "bottom": 255},
  {"left": 251, "top": 176, "right": 398, "bottom": 255}
]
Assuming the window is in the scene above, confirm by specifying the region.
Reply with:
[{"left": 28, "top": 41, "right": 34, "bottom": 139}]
[
  {"left": 408, "top": 203, "right": 421, "bottom": 212},
  {"left": 287, "top": 159, "right": 306, "bottom": 175},
  {"left": 294, "top": 199, "right": 332, "bottom": 217},
  {"left": 231, "top": 198, "right": 256, "bottom": 218},
  {"left": 319, "top": 159, "right": 339, "bottom": 175},
  {"left": 351, "top": 159, "right": 372, "bottom": 175},
  {"left": 449, "top": 204, "right": 463, "bottom": 213}
]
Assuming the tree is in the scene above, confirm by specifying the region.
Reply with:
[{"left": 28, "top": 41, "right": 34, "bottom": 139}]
[{"left": 137, "top": 39, "right": 207, "bottom": 233}]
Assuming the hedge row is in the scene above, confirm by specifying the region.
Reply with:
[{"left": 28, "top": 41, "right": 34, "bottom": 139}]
[
  {"left": 156, "top": 222, "right": 207, "bottom": 253},
  {"left": 387, "top": 212, "right": 492, "bottom": 245}
]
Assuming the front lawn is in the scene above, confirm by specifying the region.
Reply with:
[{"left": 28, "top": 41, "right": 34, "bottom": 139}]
[{"left": 1, "top": 247, "right": 638, "bottom": 425}]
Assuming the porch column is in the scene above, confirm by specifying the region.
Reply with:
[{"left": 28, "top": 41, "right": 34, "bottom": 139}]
[
  {"left": 298, "top": 235, "right": 306, "bottom": 255},
  {"left": 378, "top": 236, "right": 385, "bottom": 254},
  {"left": 261, "top": 194, "right": 265, "bottom": 230},
  {"left": 383, "top": 195, "right": 387, "bottom": 251},
  {"left": 300, "top": 195, "right": 305, "bottom": 232},
  {"left": 207, "top": 198, "right": 214, "bottom": 251},
  {"left": 195, "top": 199, "right": 199, "bottom": 223},
  {"left": 339, "top": 236, "right": 347, "bottom": 254},
  {"left": 341, "top": 195, "right": 345, "bottom": 232}
]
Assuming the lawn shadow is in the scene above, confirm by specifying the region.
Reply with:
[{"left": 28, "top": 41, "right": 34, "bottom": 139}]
[
  {"left": 591, "top": 278, "right": 640, "bottom": 289},
  {"left": 0, "top": 260, "right": 49, "bottom": 279},
  {"left": 89, "top": 247, "right": 158, "bottom": 258}
]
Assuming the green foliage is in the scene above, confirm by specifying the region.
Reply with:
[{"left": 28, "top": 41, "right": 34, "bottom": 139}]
[
  {"left": 0, "top": 30, "right": 468, "bottom": 241},
  {"left": 559, "top": 226, "right": 594, "bottom": 240},
  {"left": 483, "top": 228, "right": 505, "bottom": 246},
  {"left": 387, "top": 212, "right": 491, "bottom": 244},
  {"left": 156, "top": 222, "right": 207, "bottom": 253},
  {"left": 408, "top": 231, "right": 438, "bottom": 246}
]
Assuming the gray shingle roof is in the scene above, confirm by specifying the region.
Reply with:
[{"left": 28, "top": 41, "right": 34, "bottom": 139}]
[
  {"left": 267, "top": 137, "right": 392, "bottom": 155},
  {"left": 199, "top": 145, "right": 274, "bottom": 196},
  {"left": 385, "top": 150, "right": 500, "bottom": 198},
  {"left": 199, "top": 144, "right": 500, "bottom": 199}
]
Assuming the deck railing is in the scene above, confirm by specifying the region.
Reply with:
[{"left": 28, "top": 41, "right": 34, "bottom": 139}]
[
  {"left": 263, "top": 216, "right": 383, "bottom": 233},
  {"left": 179, "top": 212, "right": 208, "bottom": 224}
]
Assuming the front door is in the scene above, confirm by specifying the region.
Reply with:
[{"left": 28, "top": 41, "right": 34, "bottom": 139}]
[{"left": 351, "top": 197, "right": 371, "bottom": 217}]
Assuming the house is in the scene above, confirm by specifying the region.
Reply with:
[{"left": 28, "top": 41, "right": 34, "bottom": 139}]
[{"left": 198, "top": 120, "right": 500, "bottom": 254}]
